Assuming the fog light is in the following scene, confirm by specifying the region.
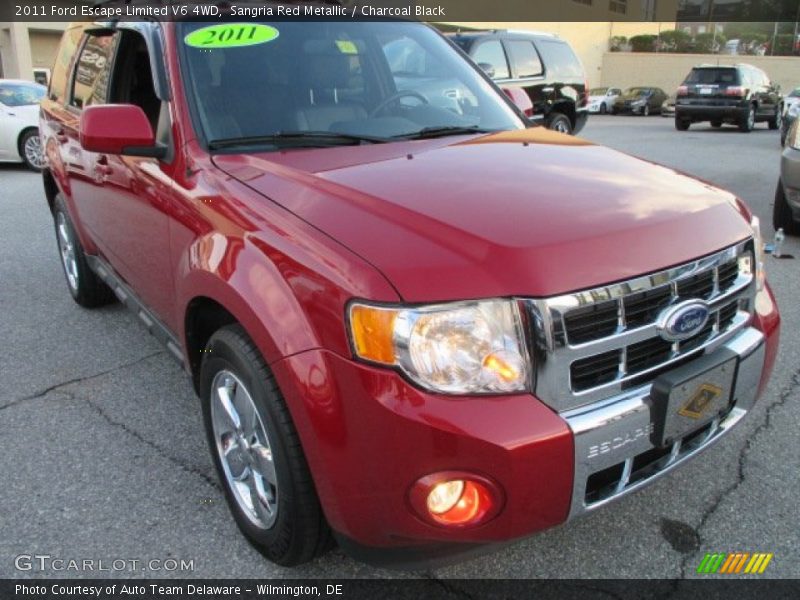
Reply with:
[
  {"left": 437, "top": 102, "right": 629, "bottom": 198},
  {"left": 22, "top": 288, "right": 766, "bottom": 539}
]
[{"left": 410, "top": 472, "right": 503, "bottom": 528}]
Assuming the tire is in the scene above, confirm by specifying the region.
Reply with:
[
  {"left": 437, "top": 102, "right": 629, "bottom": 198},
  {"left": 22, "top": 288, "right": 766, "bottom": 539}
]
[
  {"left": 599, "top": 103, "right": 607, "bottom": 115},
  {"left": 711, "top": 120, "right": 722, "bottom": 128},
  {"left": 547, "top": 112, "right": 573, "bottom": 134},
  {"left": 53, "top": 195, "right": 115, "bottom": 308},
  {"left": 675, "top": 117, "right": 690, "bottom": 131},
  {"left": 768, "top": 107, "right": 782, "bottom": 130},
  {"left": 643, "top": 105, "right": 650, "bottom": 117},
  {"left": 20, "top": 129, "right": 45, "bottom": 172},
  {"left": 200, "top": 324, "right": 332, "bottom": 566},
  {"left": 773, "top": 181, "right": 800, "bottom": 235},
  {"left": 739, "top": 106, "right": 755, "bottom": 132}
]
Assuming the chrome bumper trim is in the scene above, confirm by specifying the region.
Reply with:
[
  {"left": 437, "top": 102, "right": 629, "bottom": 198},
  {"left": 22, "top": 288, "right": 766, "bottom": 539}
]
[{"left": 565, "top": 327, "right": 765, "bottom": 519}]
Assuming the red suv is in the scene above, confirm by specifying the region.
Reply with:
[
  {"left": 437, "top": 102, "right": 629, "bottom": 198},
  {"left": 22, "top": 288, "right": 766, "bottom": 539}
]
[{"left": 41, "top": 18, "right": 779, "bottom": 567}]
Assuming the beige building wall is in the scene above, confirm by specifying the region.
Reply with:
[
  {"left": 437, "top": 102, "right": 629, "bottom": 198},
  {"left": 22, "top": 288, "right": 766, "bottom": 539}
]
[
  {"left": 0, "top": 22, "right": 66, "bottom": 81},
  {"left": 601, "top": 52, "right": 800, "bottom": 95}
]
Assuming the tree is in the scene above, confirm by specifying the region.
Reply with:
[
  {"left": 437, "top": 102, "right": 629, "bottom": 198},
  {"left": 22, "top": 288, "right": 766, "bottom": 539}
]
[
  {"left": 629, "top": 34, "right": 658, "bottom": 52},
  {"left": 609, "top": 35, "right": 628, "bottom": 52},
  {"left": 658, "top": 29, "right": 693, "bottom": 52},
  {"left": 694, "top": 32, "right": 725, "bottom": 53}
]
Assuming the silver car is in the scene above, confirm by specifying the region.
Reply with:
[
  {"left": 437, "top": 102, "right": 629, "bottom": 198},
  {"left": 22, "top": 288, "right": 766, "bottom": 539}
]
[{"left": 776, "top": 116, "right": 800, "bottom": 234}]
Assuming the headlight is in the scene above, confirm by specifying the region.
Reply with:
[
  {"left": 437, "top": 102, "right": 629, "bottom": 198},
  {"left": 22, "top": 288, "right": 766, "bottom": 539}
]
[
  {"left": 348, "top": 299, "right": 530, "bottom": 394},
  {"left": 747, "top": 216, "right": 766, "bottom": 291},
  {"left": 632, "top": 99, "right": 645, "bottom": 106}
]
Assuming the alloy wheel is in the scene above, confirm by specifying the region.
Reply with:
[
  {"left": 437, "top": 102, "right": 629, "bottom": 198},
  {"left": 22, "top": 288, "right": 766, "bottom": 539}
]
[
  {"left": 211, "top": 370, "right": 279, "bottom": 529},
  {"left": 57, "top": 213, "right": 79, "bottom": 292},
  {"left": 24, "top": 134, "right": 45, "bottom": 170}
]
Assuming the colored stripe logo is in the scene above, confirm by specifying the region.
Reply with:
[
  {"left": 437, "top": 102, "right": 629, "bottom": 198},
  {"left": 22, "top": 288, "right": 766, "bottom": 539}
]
[{"left": 696, "top": 552, "right": 773, "bottom": 574}]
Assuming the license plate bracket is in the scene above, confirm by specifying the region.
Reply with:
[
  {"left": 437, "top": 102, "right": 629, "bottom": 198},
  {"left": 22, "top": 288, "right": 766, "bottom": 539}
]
[{"left": 649, "top": 349, "right": 738, "bottom": 448}]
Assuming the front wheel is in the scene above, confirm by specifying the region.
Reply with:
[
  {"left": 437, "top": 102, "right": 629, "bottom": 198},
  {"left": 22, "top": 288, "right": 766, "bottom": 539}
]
[
  {"left": 599, "top": 103, "right": 607, "bottom": 115},
  {"left": 53, "top": 196, "right": 115, "bottom": 308},
  {"left": 711, "top": 120, "right": 722, "bottom": 128},
  {"left": 773, "top": 181, "right": 800, "bottom": 235},
  {"left": 547, "top": 112, "right": 573, "bottom": 134},
  {"left": 201, "top": 325, "right": 332, "bottom": 566},
  {"left": 20, "top": 129, "right": 45, "bottom": 171},
  {"left": 643, "top": 105, "right": 650, "bottom": 117}
]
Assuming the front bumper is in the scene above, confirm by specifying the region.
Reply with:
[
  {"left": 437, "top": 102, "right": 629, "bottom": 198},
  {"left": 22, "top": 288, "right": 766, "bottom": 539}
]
[{"left": 271, "top": 287, "right": 778, "bottom": 565}]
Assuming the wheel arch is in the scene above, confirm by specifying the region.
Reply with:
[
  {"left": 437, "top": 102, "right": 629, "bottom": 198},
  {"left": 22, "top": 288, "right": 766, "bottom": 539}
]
[
  {"left": 16, "top": 126, "right": 38, "bottom": 158},
  {"left": 549, "top": 101, "right": 576, "bottom": 127}
]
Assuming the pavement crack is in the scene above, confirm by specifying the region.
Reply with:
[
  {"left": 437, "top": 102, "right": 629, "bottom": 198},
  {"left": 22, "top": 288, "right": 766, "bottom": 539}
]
[
  {"left": 0, "top": 351, "right": 167, "bottom": 412},
  {"left": 677, "top": 363, "right": 800, "bottom": 578},
  {"left": 79, "top": 394, "right": 222, "bottom": 492}
]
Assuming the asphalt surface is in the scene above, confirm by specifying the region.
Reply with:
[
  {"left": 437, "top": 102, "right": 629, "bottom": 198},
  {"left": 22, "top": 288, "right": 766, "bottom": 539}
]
[{"left": 1, "top": 115, "right": 798, "bottom": 581}]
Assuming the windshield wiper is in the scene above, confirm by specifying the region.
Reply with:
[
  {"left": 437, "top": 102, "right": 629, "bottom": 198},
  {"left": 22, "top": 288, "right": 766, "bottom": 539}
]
[
  {"left": 208, "top": 131, "right": 390, "bottom": 151},
  {"left": 393, "top": 125, "right": 495, "bottom": 140}
]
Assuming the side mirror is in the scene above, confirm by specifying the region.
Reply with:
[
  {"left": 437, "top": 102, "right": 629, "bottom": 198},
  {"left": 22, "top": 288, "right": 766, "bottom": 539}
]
[
  {"left": 477, "top": 62, "right": 496, "bottom": 79},
  {"left": 501, "top": 87, "right": 534, "bottom": 118},
  {"left": 80, "top": 104, "right": 165, "bottom": 158}
]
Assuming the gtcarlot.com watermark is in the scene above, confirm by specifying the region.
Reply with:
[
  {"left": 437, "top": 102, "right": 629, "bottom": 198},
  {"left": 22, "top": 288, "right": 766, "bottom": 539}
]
[{"left": 14, "top": 554, "right": 195, "bottom": 573}]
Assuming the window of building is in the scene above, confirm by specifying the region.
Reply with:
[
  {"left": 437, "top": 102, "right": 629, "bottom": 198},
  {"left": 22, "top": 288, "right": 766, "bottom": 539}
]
[
  {"left": 609, "top": 0, "right": 628, "bottom": 14},
  {"left": 572, "top": 0, "right": 592, "bottom": 5}
]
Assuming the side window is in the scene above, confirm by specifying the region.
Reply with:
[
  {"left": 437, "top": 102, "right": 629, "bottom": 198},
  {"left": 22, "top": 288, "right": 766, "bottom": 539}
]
[
  {"left": 506, "top": 41, "right": 542, "bottom": 78},
  {"left": 471, "top": 40, "right": 510, "bottom": 79},
  {"left": 108, "top": 31, "right": 162, "bottom": 130},
  {"left": 49, "top": 26, "right": 83, "bottom": 102},
  {"left": 70, "top": 34, "right": 118, "bottom": 109},
  {"left": 535, "top": 40, "right": 583, "bottom": 80}
]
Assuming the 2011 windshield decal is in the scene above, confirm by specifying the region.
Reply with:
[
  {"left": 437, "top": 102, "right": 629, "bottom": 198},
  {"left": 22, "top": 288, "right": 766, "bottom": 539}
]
[{"left": 184, "top": 24, "right": 279, "bottom": 49}]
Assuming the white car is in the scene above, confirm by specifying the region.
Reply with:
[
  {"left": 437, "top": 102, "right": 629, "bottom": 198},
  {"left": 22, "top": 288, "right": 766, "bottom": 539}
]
[
  {"left": 587, "top": 87, "right": 621, "bottom": 114},
  {"left": 0, "top": 79, "right": 46, "bottom": 171}
]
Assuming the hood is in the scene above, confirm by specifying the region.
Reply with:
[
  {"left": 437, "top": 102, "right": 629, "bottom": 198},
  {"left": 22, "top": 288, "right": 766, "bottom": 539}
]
[
  {"left": 588, "top": 95, "right": 606, "bottom": 103},
  {"left": 213, "top": 128, "right": 752, "bottom": 302}
]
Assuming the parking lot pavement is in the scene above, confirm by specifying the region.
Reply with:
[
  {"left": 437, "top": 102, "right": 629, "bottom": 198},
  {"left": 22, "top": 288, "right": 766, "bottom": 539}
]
[{"left": 1, "top": 115, "right": 798, "bottom": 580}]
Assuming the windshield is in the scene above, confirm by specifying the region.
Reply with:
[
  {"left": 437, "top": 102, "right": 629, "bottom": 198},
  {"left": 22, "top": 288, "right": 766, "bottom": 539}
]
[
  {"left": 589, "top": 88, "right": 608, "bottom": 96},
  {"left": 178, "top": 21, "right": 523, "bottom": 149},
  {"left": 623, "top": 88, "right": 649, "bottom": 97},
  {"left": 0, "top": 82, "right": 46, "bottom": 107}
]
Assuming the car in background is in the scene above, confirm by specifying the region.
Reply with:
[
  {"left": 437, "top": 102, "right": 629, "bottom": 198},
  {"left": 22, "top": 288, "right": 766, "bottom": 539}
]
[
  {"left": 776, "top": 117, "right": 800, "bottom": 234},
  {"left": 0, "top": 79, "right": 46, "bottom": 170},
  {"left": 448, "top": 29, "right": 588, "bottom": 134},
  {"left": 781, "top": 103, "right": 799, "bottom": 147},
  {"left": 781, "top": 87, "right": 800, "bottom": 146},
  {"left": 587, "top": 87, "right": 621, "bottom": 114},
  {"left": 611, "top": 87, "right": 668, "bottom": 116},
  {"left": 661, "top": 93, "right": 676, "bottom": 117},
  {"left": 674, "top": 64, "right": 782, "bottom": 133}
]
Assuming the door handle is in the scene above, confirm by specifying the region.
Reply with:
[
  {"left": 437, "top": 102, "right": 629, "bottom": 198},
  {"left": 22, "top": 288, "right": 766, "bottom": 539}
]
[{"left": 541, "top": 87, "right": 555, "bottom": 93}]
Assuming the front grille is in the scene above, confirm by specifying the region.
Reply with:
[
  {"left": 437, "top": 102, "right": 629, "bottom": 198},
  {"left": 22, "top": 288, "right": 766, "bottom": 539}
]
[{"left": 528, "top": 241, "right": 756, "bottom": 411}]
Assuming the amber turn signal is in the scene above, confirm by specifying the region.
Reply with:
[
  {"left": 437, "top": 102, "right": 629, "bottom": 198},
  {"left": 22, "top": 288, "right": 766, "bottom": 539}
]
[{"left": 349, "top": 304, "right": 397, "bottom": 365}]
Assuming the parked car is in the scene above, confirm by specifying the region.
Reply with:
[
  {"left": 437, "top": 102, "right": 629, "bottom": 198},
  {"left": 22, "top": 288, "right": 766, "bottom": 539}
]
[
  {"left": 448, "top": 29, "right": 588, "bottom": 134},
  {"left": 612, "top": 87, "right": 668, "bottom": 116},
  {"left": 776, "top": 117, "right": 800, "bottom": 234},
  {"left": 42, "top": 18, "right": 779, "bottom": 568},
  {"left": 781, "top": 87, "right": 800, "bottom": 146},
  {"left": 661, "top": 93, "right": 676, "bottom": 117},
  {"left": 675, "top": 64, "right": 783, "bottom": 133},
  {"left": 0, "top": 79, "right": 46, "bottom": 170},
  {"left": 587, "top": 87, "right": 621, "bottom": 114}
]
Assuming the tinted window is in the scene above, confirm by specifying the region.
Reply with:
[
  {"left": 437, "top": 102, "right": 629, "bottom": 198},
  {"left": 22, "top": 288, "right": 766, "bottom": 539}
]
[
  {"left": 49, "top": 26, "right": 83, "bottom": 102},
  {"left": 535, "top": 40, "right": 583, "bottom": 79},
  {"left": 685, "top": 68, "right": 739, "bottom": 85},
  {"left": 506, "top": 41, "right": 542, "bottom": 78},
  {"left": 0, "top": 82, "right": 46, "bottom": 106},
  {"left": 471, "top": 40, "right": 509, "bottom": 79},
  {"left": 71, "top": 34, "right": 118, "bottom": 109}
]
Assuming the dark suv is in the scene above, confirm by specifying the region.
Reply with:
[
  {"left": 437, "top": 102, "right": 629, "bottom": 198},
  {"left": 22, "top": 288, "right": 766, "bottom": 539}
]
[
  {"left": 675, "top": 64, "right": 783, "bottom": 132},
  {"left": 448, "top": 30, "right": 588, "bottom": 135}
]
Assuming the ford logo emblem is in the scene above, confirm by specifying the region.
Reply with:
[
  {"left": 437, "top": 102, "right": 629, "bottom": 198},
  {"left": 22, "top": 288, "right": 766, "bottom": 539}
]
[{"left": 657, "top": 301, "right": 710, "bottom": 342}]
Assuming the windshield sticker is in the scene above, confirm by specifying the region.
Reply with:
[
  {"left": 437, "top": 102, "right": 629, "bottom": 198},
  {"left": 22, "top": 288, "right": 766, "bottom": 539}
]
[
  {"left": 185, "top": 24, "right": 279, "bottom": 49},
  {"left": 335, "top": 40, "right": 358, "bottom": 55}
]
